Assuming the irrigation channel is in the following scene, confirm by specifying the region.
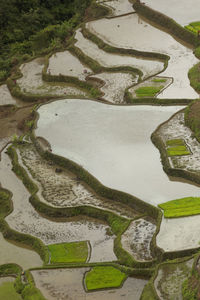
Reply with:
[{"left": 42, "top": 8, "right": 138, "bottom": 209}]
[{"left": 0, "top": 0, "right": 200, "bottom": 299}]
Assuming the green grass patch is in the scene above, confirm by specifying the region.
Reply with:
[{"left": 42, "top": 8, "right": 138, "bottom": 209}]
[
  {"left": 166, "top": 139, "right": 190, "bottom": 156},
  {"left": 158, "top": 197, "right": 200, "bottom": 218},
  {"left": 85, "top": 266, "right": 127, "bottom": 291},
  {"left": 166, "top": 146, "right": 190, "bottom": 156},
  {"left": 151, "top": 78, "right": 166, "bottom": 83},
  {"left": 135, "top": 86, "right": 163, "bottom": 98},
  {"left": 166, "top": 139, "right": 185, "bottom": 146},
  {"left": 185, "top": 21, "right": 200, "bottom": 35},
  {"left": 0, "top": 282, "right": 22, "bottom": 300},
  {"left": 48, "top": 241, "right": 88, "bottom": 264}
]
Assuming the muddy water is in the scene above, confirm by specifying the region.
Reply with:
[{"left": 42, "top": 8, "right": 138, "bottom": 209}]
[
  {"left": 143, "top": 0, "right": 200, "bottom": 26},
  {"left": 31, "top": 268, "right": 147, "bottom": 300},
  {"left": 47, "top": 51, "right": 92, "bottom": 80},
  {"left": 87, "top": 14, "right": 199, "bottom": 98},
  {"left": 154, "top": 258, "right": 194, "bottom": 300},
  {"left": 75, "top": 29, "right": 164, "bottom": 79},
  {"left": 18, "top": 143, "right": 137, "bottom": 219},
  {"left": 18, "top": 58, "right": 88, "bottom": 97},
  {"left": 0, "top": 148, "right": 116, "bottom": 262},
  {"left": 121, "top": 217, "right": 156, "bottom": 261},
  {"left": 35, "top": 99, "right": 200, "bottom": 206},
  {"left": 0, "top": 232, "right": 42, "bottom": 270},
  {"left": 90, "top": 72, "right": 137, "bottom": 103}
]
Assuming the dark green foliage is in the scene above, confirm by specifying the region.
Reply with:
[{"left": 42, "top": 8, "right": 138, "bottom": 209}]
[
  {"left": 188, "top": 63, "right": 200, "bottom": 93},
  {"left": 0, "top": 0, "right": 103, "bottom": 79}
]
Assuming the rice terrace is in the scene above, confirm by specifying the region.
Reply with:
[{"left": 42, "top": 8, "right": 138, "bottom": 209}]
[{"left": 1, "top": 0, "right": 200, "bottom": 299}]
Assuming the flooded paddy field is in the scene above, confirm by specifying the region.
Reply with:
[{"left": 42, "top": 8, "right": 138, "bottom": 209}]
[
  {"left": 86, "top": 14, "right": 199, "bottom": 98},
  {"left": 121, "top": 217, "right": 156, "bottom": 261},
  {"left": 18, "top": 57, "right": 89, "bottom": 97},
  {"left": 31, "top": 268, "right": 147, "bottom": 300},
  {"left": 0, "top": 232, "right": 42, "bottom": 270},
  {"left": 0, "top": 149, "right": 116, "bottom": 262},
  {"left": 75, "top": 29, "right": 164, "bottom": 79},
  {"left": 1, "top": 0, "right": 200, "bottom": 298},
  {"left": 143, "top": 0, "right": 200, "bottom": 26},
  {"left": 0, "top": 85, "right": 17, "bottom": 106},
  {"left": 97, "top": 0, "right": 134, "bottom": 16},
  {"left": 35, "top": 99, "right": 200, "bottom": 205},
  {"left": 18, "top": 143, "right": 137, "bottom": 219},
  {"left": 47, "top": 51, "right": 92, "bottom": 80},
  {"left": 154, "top": 258, "right": 194, "bottom": 300},
  {"left": 157, "top": 215, "right": 200, "bottom": 251}
]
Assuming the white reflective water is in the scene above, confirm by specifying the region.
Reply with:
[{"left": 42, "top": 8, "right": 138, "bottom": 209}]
[{"left": 35, "top": 99, "right": 200, "bottom": 206}]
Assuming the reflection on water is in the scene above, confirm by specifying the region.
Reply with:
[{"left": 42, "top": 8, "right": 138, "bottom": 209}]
[{"left": 36, "top": 99, "right": 200, "bottom": 206}]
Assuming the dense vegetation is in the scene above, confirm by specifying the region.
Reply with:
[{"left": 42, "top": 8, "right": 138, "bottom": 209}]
[{"left": 0, "top": 0, "right": 95, "bottom": 81}]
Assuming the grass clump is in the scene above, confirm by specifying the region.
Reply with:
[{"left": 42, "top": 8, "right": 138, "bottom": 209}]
[
  {"left": 151, "top": 78, "right": 166, "bottom": 83},
  {"left": 158, "top": 197, "right": 200, "bottom": 218},
  {"left": 85, "top": 266, "right": 127, "bottom": 291},
  {"left": 166, "top": 139, "right": 190, "bottom": 156},
  {"left": 48, "top": 241, "right": 88, "bottom": 264},
  {"left": 0, "top": 282, "right": 22, "bottom": 300},
  {"left": 135, "top": 86, "right": 163, "bottom": 98}
]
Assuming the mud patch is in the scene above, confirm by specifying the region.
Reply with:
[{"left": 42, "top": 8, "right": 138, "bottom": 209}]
[
  {"left": 121, "top": 217, "right": 156, "bottom": 261},
  {"left": 154, "top": 258, "right": 194, "bottom": 300},
  {"left": 90, "top": 72, "right": 137, "bottom": 103}
]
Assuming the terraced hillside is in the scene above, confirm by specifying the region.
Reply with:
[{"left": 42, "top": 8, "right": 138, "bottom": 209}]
[{"left": 0, "top": 0, "right": 200, "bottom": 299}]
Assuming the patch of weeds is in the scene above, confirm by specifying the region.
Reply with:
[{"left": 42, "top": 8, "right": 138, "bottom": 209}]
[
  {"left": 48, "top": 241, "right": 88, "bottom": 263},
  {"left": 135, "top": 86, "right": 163, "bottom": 98},
  {"left": 85, "top": 266, "right": 127, "bottom": 291},
  {"left": 158, "top": 196, "right": 200, "bottom": 218}
]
